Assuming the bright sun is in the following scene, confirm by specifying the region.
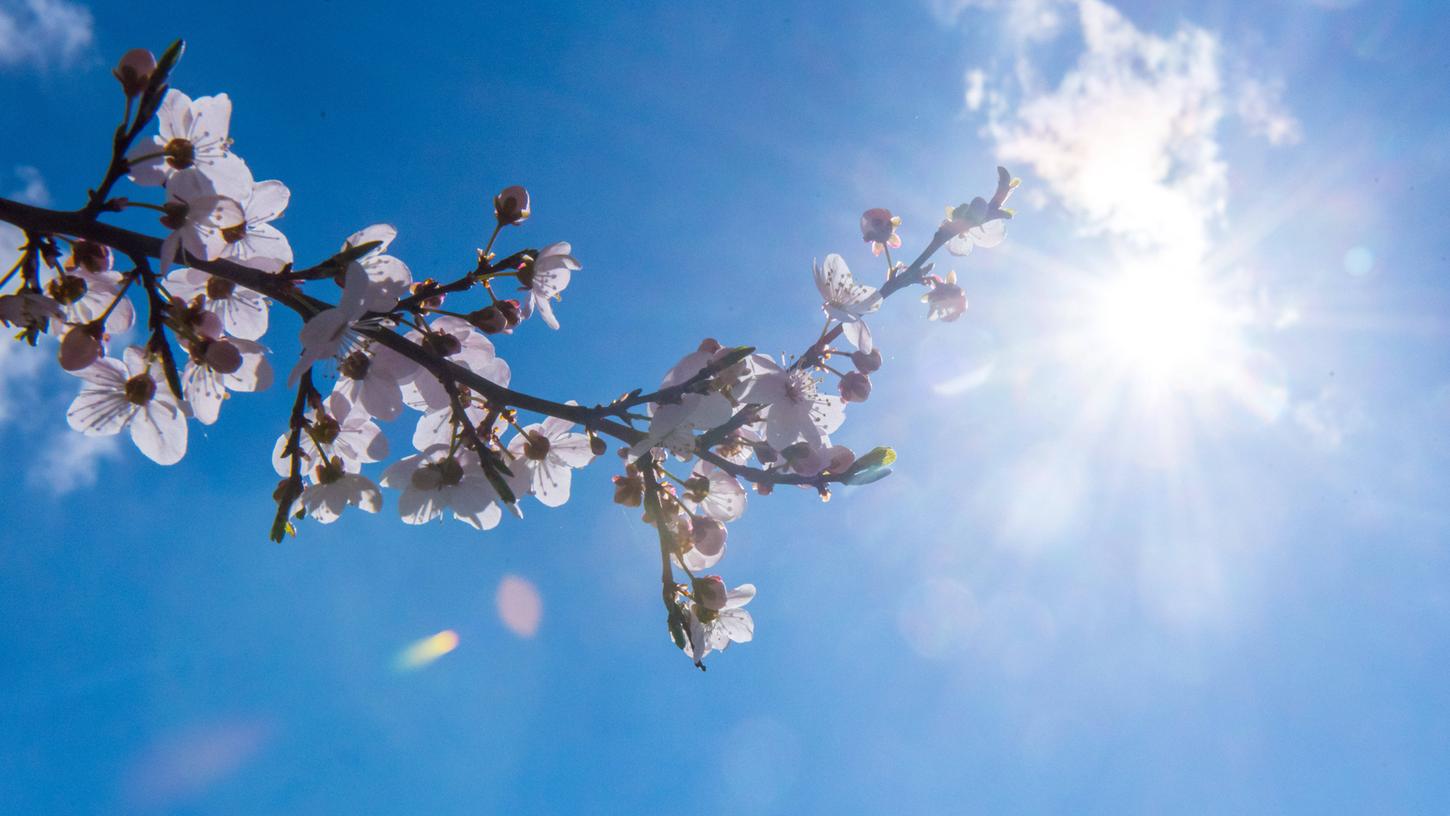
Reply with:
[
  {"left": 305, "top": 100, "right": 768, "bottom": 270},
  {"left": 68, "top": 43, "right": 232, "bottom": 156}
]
[{"left": 1085, "top": 266, "right": 1235, "bottom": 391}]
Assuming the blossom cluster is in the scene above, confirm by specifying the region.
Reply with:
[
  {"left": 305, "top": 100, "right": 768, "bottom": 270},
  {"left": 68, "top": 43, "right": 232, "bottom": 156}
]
[{"left": 0, "top": 41, "right": 1017, "bottom": 669}]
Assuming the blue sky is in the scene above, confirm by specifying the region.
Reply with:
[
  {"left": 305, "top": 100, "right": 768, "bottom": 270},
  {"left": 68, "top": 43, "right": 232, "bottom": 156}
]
[{"left": 2, "top": 0, "right": 1449, "bottom": 812}]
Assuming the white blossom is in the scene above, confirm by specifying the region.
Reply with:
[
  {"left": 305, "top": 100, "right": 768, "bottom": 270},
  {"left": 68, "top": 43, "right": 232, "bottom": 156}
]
[
  {"left": 182, "top": 337, "right": 272, "bottom": 425},
  {"left": 341, "top": 224, "right": 413, "bottom": 313},
  {"left": 126, "top": 90, "right": 249, "bottom": 196},
  {"left": 165, "top": 267, "right": 270, "bottom": 341},
  {"left": 519, "top": 241, "right": 579, "bottom": 330},
  {"left": 741, "top": 354, "right": 845, "bottom": 451},
  {"left": 504, "top": 410, "right": 595, "bottom": 507},
  {"left": 65, "top": 346, "right": 187, "bottom": 465},
  {"left": 158, "top": 168, "right": 244, "bottom": 275},
  {"left": 287, "top": 262, "right": 373, "bottom": 386},
  {"left": 272, "top": 392, "right": 387, "bottom": 478},
  {"left": 380, "top": 445, "right": 503, "bottom": 530},
  {"left": 401, "top": 316, "right": 509, "bottom": 412},
  {"left": 813, "top": 253, "right": 880, "bottom": 353}
]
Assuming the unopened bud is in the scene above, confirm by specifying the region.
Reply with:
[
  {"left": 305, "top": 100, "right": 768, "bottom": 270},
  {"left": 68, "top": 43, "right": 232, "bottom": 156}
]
[
  {"left": 496, "top": 298, "right": 522, "bottom": 327},
  {"left": 696, "top": 337, "right": 723, "bottom": 354},
  {"left": 589, "top": 434, "right": 607, "bottom": 456},
  {"left": 467, "top": 305, "right": 509, "bottom": 334},
  {"left": 113, "top": 48, "right": 156, "bottom": 98},
  {"left": 204, "top": 338, "right": 243, "bottom": 374},
  {"left": 493, "top": 185, "right": 531, "bottom": 226},
  {"left": 58, "top": 325, "right": 103, "bottom": 371},
  {"left": 839, "top": 371, "right": 872, "bottom": 402},
  {"left": 850, "top": 348, "right": 882, "bottom": 373},
  {"left": 692, "top": 575, "right": 729, "bottom": 610}
]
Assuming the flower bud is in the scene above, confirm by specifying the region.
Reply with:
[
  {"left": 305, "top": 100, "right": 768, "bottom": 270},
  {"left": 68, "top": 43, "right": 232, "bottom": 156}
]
[
  {"left": 612, "top": 472, "right": 643, "bottom": 507},
  {"left": 692, "top": 575, "right": 729, "bottom": 611},
  {"left": 850, "top": 348, "right": 882, "bottom": 373},
  {"left": 113, "top": 48, "right": 156, "bottom": 98},
  {"left": 58, "top": 325, "right": 103, "bottom": 371},
  {"left": 204, "top": 338, "right": 244, "bottom": 374},
  {"left": 496, "top": 298, "right": 522, "bottom": 328},
  {"left": 69, "top": 240, "right": 110, "bottom": 274},
  {"left": 493, "top": 185, "right": 531, "bottom": 226},
  {"left": 589, "top": 434, "right": 607, "bottom": 456},
  {"left": 860, "top": 208, "right": 899, "bottom": 245},
  {"left": 696, "top": 337, "right": 723, "bottom": 355},
  {"left": 467, "top": 305, "right": 509, "bottom": 334},
  {"left": 839, "top": 370, "right": 872, "bottom": 402}
]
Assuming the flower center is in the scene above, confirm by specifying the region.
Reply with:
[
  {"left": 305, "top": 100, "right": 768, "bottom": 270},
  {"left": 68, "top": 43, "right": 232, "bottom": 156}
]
[
  {"left": 412, "top": 457, "right": 465, "bottom": 490},
  {"left": 123, "top": 373, "right": 156, "bottom": 405},
  {"left": 47, "top": 274, "right": 88, "bottom": 306},
  {"left": 784, "top": 369, "right": 817, "bottom": 405},
  {"left": 220, "top": 222, "right": 248, "bottom": 244},
  {"left": 205, "top": 275, "right": 236, "bottom": 301},
  {"left": 312, "top": 415, "right": 341, "bottom": 445},
  {"left": 164, "top": 138, "right": 196, "bottom": 169},
  {"left": 523, "top": 430, "right": 551, "bottom": 461},
  {"left": 338, "top": 350, "right": 371, "bottom": 381}
]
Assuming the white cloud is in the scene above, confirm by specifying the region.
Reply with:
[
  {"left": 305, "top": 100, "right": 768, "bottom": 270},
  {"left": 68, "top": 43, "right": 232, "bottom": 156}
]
[
  {"left": 26, "top": 430, "right": 121, "bottom": 494},
  {"left": 1237, "top": 77, "right": 1303, "bottom": 146},
  {"left": 929, "top": 0, "right": 1065, "bottom": 42},
  {"left": 0, "top": 165, "right": 123, "bottom": 493},
  {"left": 963, "top": 68, "right": 987, "bottom": 112},
  {"left": 1293, "top": 387, "right": 1366, "bottom": 450},
  {"left": 984, "top": 0, "right": 1228, "bottom": 264},
  {"left": 0, "top": 0, "right": 94, "bottom": 70}
]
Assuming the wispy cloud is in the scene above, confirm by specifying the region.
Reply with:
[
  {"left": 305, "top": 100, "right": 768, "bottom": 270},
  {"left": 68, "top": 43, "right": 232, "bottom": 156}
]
[
  {"left": 26, "top": 430, "right": 122, "bottom": 494},
  {"left": 0, "top": 0, "right": 94, "bottom": 71}
]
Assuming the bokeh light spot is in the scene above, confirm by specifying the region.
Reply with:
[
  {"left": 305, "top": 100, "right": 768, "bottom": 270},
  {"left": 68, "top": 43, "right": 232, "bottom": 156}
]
[
  {"left": 395, "top": 629, "right": 460, "bottom": 671},
  {"left": 496, "top": 574, "right": 543, "bottom": 638}
]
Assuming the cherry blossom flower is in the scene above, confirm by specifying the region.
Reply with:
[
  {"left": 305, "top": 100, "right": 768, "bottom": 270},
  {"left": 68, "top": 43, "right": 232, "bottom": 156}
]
[
  {"left": 165, "top": 267, "right": 270, "bottom": 341},
  {"left": 341, "top": 224, "right": 413, "bottom": 312},
  {"left": 380, "top": 445, "right": 504, "bottom": 530},
  {"left": 401, "top": 316, "right": 510, "bottom": 412},
  {"left": 66, "top": 346, "right": 188, "bottom": 465},
  {"left": 295, "top": 457, "right": 382, "bottom": 524},
  {"left": 678, "top": 516, "right": 726, "bottom": 572},
  {"left": 127, "top": 90, "right": 249, "bottom": 196},
  {"left": 410, "top": 400, "right": 504, "bottom": 452},
  {"left": 860, "top": 208, "right": 902, "bottom": 256},
  {"left": 287, "top": 262, "right": 374, "bottom": 386},
  {"left": 741, "top": 354, "right": 845, "bottom": 451},
  {"left": 272, "top": 393, "right": 387, "bottom": 477},
  {"left": 158, "top": 168, "right": 245, "bottom": 274},
  {"left": 504, "top": 411, "right": 595, "bottom": 507},
  {"left": 630, "top": 341, "right": 751, "bottom": 461},
  {"left": 46, "top": 243, "right": 135, "bottom": 334},
  {"left": 519, "top": 242, "right": 579, "bottom": 330},
  {"left": 182, "top": 337, "right": 273, "bottom": 425},
  {"left": 494, "top": 185, "right": 530, "bottom": 226},
  {"left": 680, "top": 460, "right": 747, "bottom": 523},
  {"left": 943, "top": 198, "right": 1007, "bottom": 257},
  {"left": 215, "top": 169, "right": 293, "bottom": 273},
  {"left": 814, "top": 254, "right": 880, "bottom": 353},
  {"left": 0, "top": 292, "right": 63, "bottom": 332},
  {"left": 922, "top": 270, "right": 967, "bottom": 322},
  {"left": 679, "top": 582, "right": 756, "bottom": 663},
  {"left": 332, "top": 342, "right": 416, "bottom": 422}
]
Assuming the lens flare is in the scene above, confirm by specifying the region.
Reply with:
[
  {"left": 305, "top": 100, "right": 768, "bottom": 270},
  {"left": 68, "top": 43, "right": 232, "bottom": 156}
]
[{"left": 395, "top": 629, "right": 459, "bottom": 671}]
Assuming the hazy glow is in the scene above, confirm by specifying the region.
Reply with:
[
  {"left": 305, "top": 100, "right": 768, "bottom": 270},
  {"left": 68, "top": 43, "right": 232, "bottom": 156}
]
[
  {"left": 496, "top": 575, "right": 543, "bottom": 638},
  {"left": 1085, "top": 265, "right": 1232, "bottom": 391},
  {"left": 395, "top": 629, "right": 460, "bottom": 671}
]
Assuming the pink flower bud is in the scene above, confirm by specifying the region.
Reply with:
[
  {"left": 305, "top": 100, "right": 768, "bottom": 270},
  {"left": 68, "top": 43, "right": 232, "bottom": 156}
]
[
  {"left": 113, "top": 48, "right": 156, "bottom": 98},
  {"left": 467, "top": 305, "right": 509, "bottom": 334},
  {"left": 839, "top": 370, "right": 872, "bottom": 402},
  {"left": 692, "top": 575, "right": 729, "bottom": 611},
  {"left": 204, "top": 339, "right": 243, "bottom": 374},
  {"left": 924, "top": 281, "right": 967, "bottom": 322},
  {"left": 496, "top": 298, "right": 522, "bottom": 328},
  {"left": 860, "top": 208, "right": 898, "bottom": 245},
  {"left": 850, "top": 348, "right": 882, "bottom": 373},
  {"left": 493, "top": 185, "right": 531, "bottom": 226},
  {"left": 58, "top": 326, "right": 102, "bottom": 371},
  {"left": 696, "top": 337, "right": 723, "bottom": 354}
]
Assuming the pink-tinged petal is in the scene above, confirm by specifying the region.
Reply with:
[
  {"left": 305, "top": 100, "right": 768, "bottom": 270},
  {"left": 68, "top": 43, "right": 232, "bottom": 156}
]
[
  {"left": 712, "top": 607, "right": 754, "bottom": 646},
  {"left": 67, "top": 387, "right": 134, "bottom": 436},
  {"left": 547, "top": 433, "right": 594, "bottom": 468},
  {"left": 156, "top": 88, "right": 191, "bottom": 141},
  {"left": 125, "top": 137, "right": 169, "bottom": 186},
  {"left": 199, "top": 153, "right": 253, "bottom": 202},
  {"left": 343, "top": 223, "right": 397, "bottom": 254},
  {"left": 222, "top": 340, "right": 272, "bottom": 392},
  {"left": 946, "top": 234, "right": 974, "bottom": 257},
  {"left": 840, "top": 318, "right": 873, "bottom": 354},
  {"left": 359, "top": 255, "right": 410, "bottom": 312},
  {"left": 159, "top": 231, "right": 181, "bottom": 276},
  {"left": 190, "top": 93, "right": 232, "bottom": 143},
  {"left": 129, "top": 399, "right": 188, "bottom": 465},
  {"left": 230, "top": 223, "right": 292, "bottom": 272},
  {"left": 534, "top": 295, "right": 559, "bottom": 330},
  {"left": 397, "top": 487, "right": 443, "bottom": 525},
  {"left": 530, "top": 462, "right": 571, "bottom": 507},
  {"left": 359, "top": 375, "right": 404, "bottom": 422},
  {"left": 70, "top": 356, "right": 128, "bottom": 387},
  {"left": 183, "top": 363, "right": 225, "bottom": 425},
  {"left": 246, "top": 180, "right": 290, "bottom": 223},
  {"left": 814, "top": 395, "right": 846, "bottom": 435},
  {"left": 724, "top": 583, "right": 756, "bottom": 608}
]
